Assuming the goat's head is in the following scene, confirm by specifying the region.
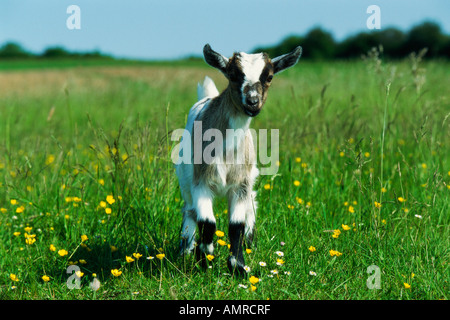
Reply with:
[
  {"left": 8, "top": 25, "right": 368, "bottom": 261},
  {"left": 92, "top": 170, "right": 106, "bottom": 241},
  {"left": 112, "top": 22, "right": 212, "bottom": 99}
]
[{"left": 203, "top": 44, "right": 302, "bottom": 117}]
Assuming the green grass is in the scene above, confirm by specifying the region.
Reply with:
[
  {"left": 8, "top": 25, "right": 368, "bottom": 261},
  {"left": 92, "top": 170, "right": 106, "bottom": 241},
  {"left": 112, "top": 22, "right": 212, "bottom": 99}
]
[{"left": 0, "top": 55, "right": 448, "bottom": 300}]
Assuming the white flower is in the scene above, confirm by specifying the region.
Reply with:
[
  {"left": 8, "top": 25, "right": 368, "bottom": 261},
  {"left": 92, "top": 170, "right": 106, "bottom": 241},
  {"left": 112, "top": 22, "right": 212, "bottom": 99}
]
[
  {"left": 284, "top": 271, "right": 291, "bottom": 275},
  {"left": 270, "top": 269, "right": 278, "bottom": 275},
  {"left": 274, "top": 251, "right": 284, "bottom": 257},
  {"left": 89, "top": 278, "right": 101, "bottom": 291},
  {"left": 238, "top": 284, "right": 248, "bottom": 289},
  {"left": 259, "top": 261, "right": 267, "bottom": 267},
  {"left": 243, "top": 265, "right": 251, "bottom": 273},
  {"left": 414, "top": 214, "right": 423, "bottom": 219},
  {"left": 309, "top": 271, "right": 317, "bottom": 276}
]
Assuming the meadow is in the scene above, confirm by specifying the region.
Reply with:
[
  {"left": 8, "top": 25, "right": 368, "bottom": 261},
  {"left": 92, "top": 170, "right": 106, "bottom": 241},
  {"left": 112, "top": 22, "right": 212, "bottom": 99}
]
[{"left": 0, "top": 51, "right": 448, "bottom": 300}]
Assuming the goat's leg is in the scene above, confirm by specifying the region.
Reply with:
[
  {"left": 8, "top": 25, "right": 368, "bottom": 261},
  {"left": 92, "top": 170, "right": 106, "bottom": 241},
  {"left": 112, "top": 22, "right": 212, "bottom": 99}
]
[
  {"left": 227, "top": 190, "right": 251, "bottom": 276},
  {"left": 244, "top": 191, "right": 257, "bottom": 248},
  {"left": 180, "top": 206, "right": 197, "bottom": 255},
  {"left": 192, "top": 186, "right": 216, "bottom": 268}
]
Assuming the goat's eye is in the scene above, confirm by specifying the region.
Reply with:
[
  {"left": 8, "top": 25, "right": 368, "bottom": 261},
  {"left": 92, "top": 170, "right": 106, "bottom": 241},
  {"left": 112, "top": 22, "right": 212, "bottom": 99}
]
[{"left": 266, "top": 75, "right": 273, "bottom": 83}]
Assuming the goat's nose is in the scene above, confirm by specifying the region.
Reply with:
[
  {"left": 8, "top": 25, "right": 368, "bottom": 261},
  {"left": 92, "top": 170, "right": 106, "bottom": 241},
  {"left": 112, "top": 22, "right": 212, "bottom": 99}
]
[{"left": 245, "top": 96, "right": 259, "bottom": 107}]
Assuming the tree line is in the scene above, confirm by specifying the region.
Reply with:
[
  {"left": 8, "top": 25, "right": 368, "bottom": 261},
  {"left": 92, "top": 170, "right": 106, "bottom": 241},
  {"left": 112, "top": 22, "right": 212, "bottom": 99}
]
[
  {"left": 0, "top": 43, "right": 109, "bottom": 59},
  {"left": 1, "top": 21, "right": 449, "bottom": 60},
  {"left": 253, "top": 21, "right": 450, "bottom": 60}
]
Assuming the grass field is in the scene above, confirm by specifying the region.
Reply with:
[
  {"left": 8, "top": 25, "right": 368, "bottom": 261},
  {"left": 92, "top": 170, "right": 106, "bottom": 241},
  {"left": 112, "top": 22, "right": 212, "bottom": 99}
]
[{"left": 0, "top": 53, "right": 448, "bottom": 300}]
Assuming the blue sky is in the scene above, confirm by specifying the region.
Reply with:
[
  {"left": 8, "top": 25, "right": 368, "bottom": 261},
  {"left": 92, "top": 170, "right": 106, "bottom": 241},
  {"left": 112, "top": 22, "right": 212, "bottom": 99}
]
[{"left": 1, "top": 0, "right": 449, "bottom": 60}]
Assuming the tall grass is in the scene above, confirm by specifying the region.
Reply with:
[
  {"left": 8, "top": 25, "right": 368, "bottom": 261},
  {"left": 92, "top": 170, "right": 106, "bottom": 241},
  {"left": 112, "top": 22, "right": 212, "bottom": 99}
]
[{"left": 0, "top": 56, "right": 448, "bottom": 299}]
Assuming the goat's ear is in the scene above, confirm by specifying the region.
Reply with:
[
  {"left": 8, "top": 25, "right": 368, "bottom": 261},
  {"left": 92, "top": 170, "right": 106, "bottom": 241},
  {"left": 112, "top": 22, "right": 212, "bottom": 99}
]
[
  {"left": 272, "top": 46, "right": 302, "bottom": 74},
  {"left": 203, "top": 44, "right": 229, "bottom": 74}
]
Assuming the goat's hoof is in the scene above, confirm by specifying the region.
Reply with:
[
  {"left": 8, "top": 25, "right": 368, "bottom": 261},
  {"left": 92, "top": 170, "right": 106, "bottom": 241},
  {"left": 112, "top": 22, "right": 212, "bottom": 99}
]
[{"left": 227, "top": 256, "right": 247, "bottom": 277}]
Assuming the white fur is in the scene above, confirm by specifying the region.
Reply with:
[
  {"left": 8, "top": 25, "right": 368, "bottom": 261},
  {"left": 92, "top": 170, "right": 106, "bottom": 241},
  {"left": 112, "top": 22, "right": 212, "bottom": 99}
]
[
  {"left": 237, "top": 52, "right": 266, "bottom": 106},
  {"left": 239, "top": 52, "right": 266, "bottom": 84},
  {"left": 197, "top": 76, "right": 219, "bottom": 100}
]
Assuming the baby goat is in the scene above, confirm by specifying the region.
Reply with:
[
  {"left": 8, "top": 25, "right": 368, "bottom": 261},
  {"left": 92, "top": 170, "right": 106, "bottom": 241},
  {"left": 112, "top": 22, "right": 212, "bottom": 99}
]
[{"left": 176, "top": 44, "right": 302, "bottom": 275}]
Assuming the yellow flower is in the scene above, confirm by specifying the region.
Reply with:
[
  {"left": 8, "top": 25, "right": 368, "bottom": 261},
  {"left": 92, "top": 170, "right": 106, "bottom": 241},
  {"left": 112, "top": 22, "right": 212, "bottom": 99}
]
[
  {"left": 398, "top": 197, "right": 406, "bottom": 203},
  {"left": 81, "top": 235, "right": 88, "bottom": 242},
  {"left": 0, "top": 208, "right": 7, "bottom": 213},
  {"left": 16, "top": 206, "right": 25, "bottom": 213},
  {"left": 111, "top": 269, "right": 122, "bottom": 277},
  {"left": 13, "top": 232, "right": 21, "bottom": 237},
  {"left": 295, "top": 157, "right": 301, "bottom": 163},
  {"left": 342, "top": 224, "right": 351, "bottom": 231},
  {"left": 301, "top": 163, "right": 307, "bottom": 168},
  {"left": 364, "top": 152, "right": 370, "bottom": 158},
  {"left": 249, "top": 276, "right": 259, "bottom": 285},
  {"left": 329, "top": 250, "right": 342, "bottom": 257},
  {"left": 58, "top": 249, "right": 68, "bottom": 257},
  {"left": 263, "top": 184, "right": 271, "bottom": 190},
  {"left": 50, "top": 244, "right": 56, "bottom": 251},
  {"left": 10, "top": 199, "right": 17, "bottom": 205},
  {"left": 45, "top": 154, "right": 55, "bottom": 165},
  {"left": 98, "top": 179, "right": 105, "bottom": 186},
  {"left": 110, "top": 245, "right": 118, "bottom": 253},
  {"left": 382, "top": 219, "right": 387, "bottom": 224},
  {"left": 24, "top": 227, "right": 32, "bottom": 233},
  {"left": 421, "top": 163, "right": 427, "bottom": 169},
  {"left": 10, "top": 274, "right": 19, "bottom": 282},
  {"left": 276, "top": 258, "right": 285, "bottom": 265},
  {"left": 348, "top": 206, "right": 355, "bottom": 213},
  {"left": 217, "top": 239, "right": 227, "bottom": 246},
  {"left": 25, "top": 237, "right": 36, "bottom": 245},
  {"left": 106, "top": 195, "right": 115, "bottom": 205},
  {"left": 133, "top": 253, "right": 143, "bottom": 259},
  {"left": 339, "top": 151, "right": 345, "bottom": 157},
  {"left": 293, "top": 180, "right": 300, "bottom": 187},
  {"left": 215, "top": 230, "right": 225, "bottom": 237},
  {"left": 374, "top": 201, "right": 382, "bottom": 208},
  {"left": 75, "top": 271, "right": 84, "bottom": 278},
  {"left": 250, "top": 285, "right": 257, "bottom": 292},
  {"left": 126, "top": 256, "right": 135, "bottom": 263},
  {"left": 381, "top": 187, "right": 387, "bottom": 193},
  {"left": 296, "top": 197, "right": 304, "bottom": 205},
  {"left": 42, "top": 275, "right": 50, "bottom": 282},
  {"left": 404, "top": 282, "right": 411, "bottom": 289},
  {"left": 156, "top": 253, "right": 165, "bottom": 260},
  {"left": 99, "top": 201, "right": 107, "bottom": 208},
  {"left": 79, "top": 259, "right": 87, "bottom": 264},
  {"left": 246, "top": 248, "right": 252, "bottom": 254},
  {"left": 206, "top": 254, "right": 214, "bottom": 261},
  {"left": 308, "top": 246, "right": 316, "bottom": 252},
  {"left": 105, "top": 208, "right": 112, "bottom": 214}
]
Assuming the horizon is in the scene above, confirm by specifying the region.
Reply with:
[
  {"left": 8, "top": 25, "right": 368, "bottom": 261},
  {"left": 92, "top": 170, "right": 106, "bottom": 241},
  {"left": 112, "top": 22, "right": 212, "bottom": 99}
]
[{"left": 1, "top": 0, "right": 450, "bottom": 60}]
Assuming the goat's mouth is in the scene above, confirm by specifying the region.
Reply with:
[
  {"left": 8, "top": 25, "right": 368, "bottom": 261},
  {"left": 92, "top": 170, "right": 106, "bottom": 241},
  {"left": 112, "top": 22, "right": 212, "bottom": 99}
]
[{"left": 243, "top": 108, "right": 261, "bottom": 117}]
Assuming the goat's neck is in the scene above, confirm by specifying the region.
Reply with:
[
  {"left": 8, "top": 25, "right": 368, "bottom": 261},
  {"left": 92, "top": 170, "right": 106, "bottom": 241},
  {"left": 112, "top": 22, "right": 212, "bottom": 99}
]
[{"left": 222, "top": 86, "right": 252, "bottom": 132}]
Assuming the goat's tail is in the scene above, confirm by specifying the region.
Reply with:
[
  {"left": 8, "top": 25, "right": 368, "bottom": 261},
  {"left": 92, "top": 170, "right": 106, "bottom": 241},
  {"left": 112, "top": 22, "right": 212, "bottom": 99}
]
[{"left": 197, "top": 76, "right": 219, "bottom": 100}]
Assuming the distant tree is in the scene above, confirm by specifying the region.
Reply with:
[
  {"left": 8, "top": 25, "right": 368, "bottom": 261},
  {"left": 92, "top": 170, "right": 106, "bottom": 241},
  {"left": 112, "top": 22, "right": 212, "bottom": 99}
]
[
  {"left": 41, "top": 46, "right": 71, "bottom": 58},
  {"left": 439, "top": 36, "right": 450, "bottom": 58},
  {"left": 373, "top": 27, "right": 406, "bottom": 58},
  {"left": 402, "top": 21, "right": 446, "bottom": 57},
  {"left": 301, "top": 27, "right": 336, "bottom": 60},
  {"left": 0, "top": 42, "right": 32, "bottom": 58},
  {"left": 336, "top": 32, "right": 379, "bottom": 59}
]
